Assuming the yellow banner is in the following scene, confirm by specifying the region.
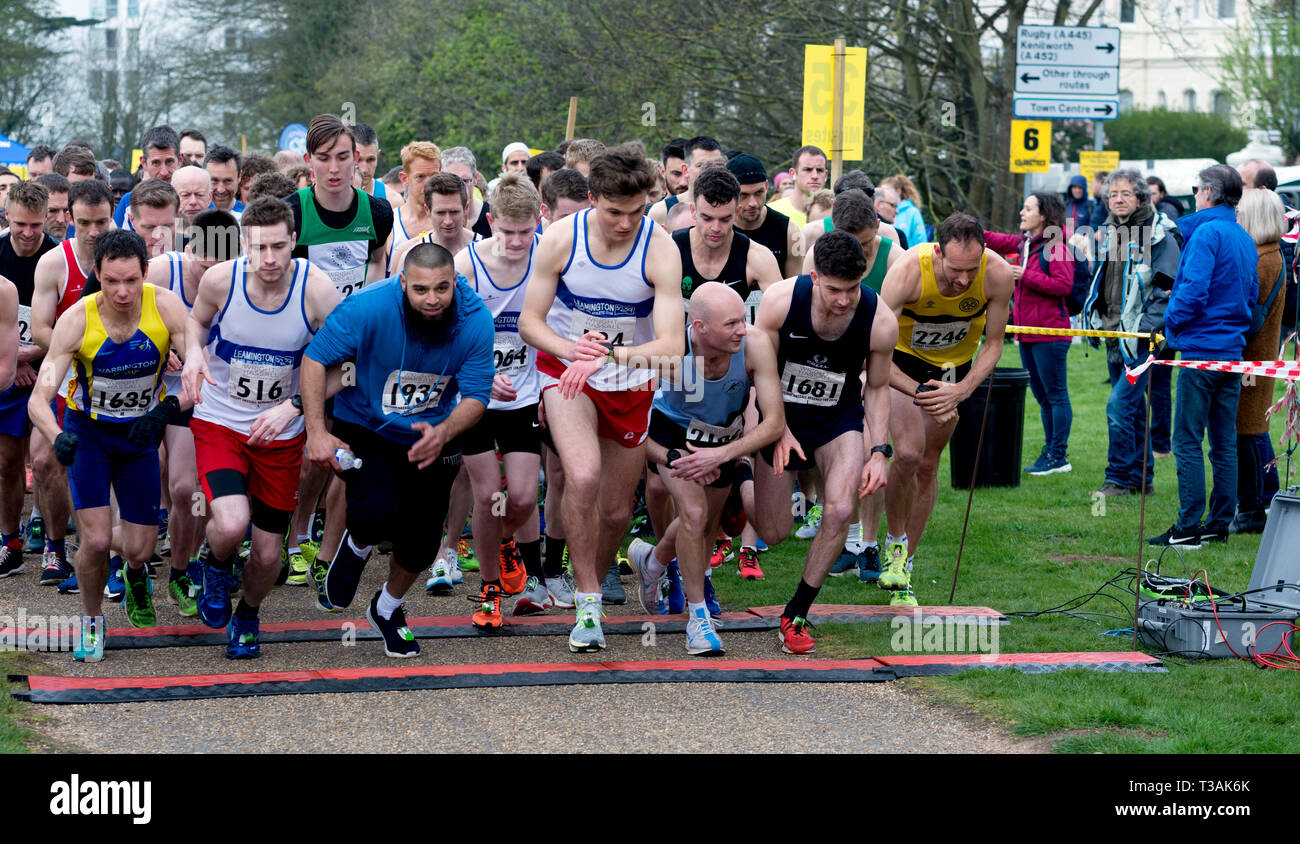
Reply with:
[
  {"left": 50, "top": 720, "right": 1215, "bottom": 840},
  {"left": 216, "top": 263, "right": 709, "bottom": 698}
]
[
  {"left": 1079, "top": 150, "right": 1120, "bottom": 181},
  {"left": 130, "top": 148, "right": 143, "bottom": 173},
  {"left": 1009, "top": 120, "right": 1051, "bottom": 173},
  {"left": 801, "top": 44, "right": 866, "bottom": 161}
]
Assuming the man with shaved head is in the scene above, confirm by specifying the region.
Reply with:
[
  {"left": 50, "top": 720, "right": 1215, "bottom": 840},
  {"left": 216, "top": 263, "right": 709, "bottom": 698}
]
[
  {"left": 627, "top": 282, "right": 785, "bottom": 655},
  {"left": 172, "top": 166, "right": 213, "bottom": 230}
]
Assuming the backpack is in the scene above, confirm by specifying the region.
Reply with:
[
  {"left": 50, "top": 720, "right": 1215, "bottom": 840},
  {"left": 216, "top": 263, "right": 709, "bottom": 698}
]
[
  {"left": 1036, "top": 244, "right": 1092, "bottom": 316},
  {"left": 1246, "top": 262, "right": 1285, "bottom": 342}
]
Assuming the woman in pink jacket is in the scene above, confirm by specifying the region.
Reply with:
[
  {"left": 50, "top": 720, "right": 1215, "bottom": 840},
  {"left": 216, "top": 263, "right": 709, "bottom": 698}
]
[{"left": 985, "top": 193, "right": 1076, "bottom": 476}]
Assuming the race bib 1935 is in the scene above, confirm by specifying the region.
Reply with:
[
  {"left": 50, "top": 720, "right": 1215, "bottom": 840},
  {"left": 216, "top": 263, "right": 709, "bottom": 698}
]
[
  {"left": 781, "top": 361, "right": 845, "bottom": 407},
  {"left": 381, "top": 370, "right": 446, "bottom": 416}
]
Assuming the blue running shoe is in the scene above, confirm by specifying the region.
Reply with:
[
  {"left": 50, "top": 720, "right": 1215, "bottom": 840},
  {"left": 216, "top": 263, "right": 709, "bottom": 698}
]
[
  {"left": 756, "top": 537, "right": 768, "bottom": 552},
  {"left": 703, "top": 572, "right": 721, "bottom": 618},
  {"left": 685, "top": 606, "right": 725, "bottom": 656},
  {"left": 226, "top": 613, "right": 260, "bottom": 659},
  {"left": 665, "top": 559, "right": 685, "bottom": 614},
  {"left": 104, "top": 555, "right": 126, "bottom": 600},
  {"left": 24, "top": 515, "right": 44, "bottom": 554},
  {"left": 199, "top": 565, "right": 234, "bottom": 629},
  {"left": 57, "top": 571, "right": 80, "bottom": 594},
  {"left": 187, "top": 557, "right": 205, "bottom": 592}
]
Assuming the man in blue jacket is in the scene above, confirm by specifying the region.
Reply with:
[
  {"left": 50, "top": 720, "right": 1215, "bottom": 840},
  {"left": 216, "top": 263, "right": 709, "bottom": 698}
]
[
  {"left": 1149, "top": 165, "right": 1259, "bottom": 548},
  {"left": 301, "top": 242, "right": 494, "bottom": 656}
]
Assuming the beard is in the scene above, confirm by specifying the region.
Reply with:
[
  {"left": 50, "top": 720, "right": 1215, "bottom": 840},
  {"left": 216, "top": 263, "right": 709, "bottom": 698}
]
[{"left": 404, "top": 292, "right": 453, "bottom": 344}]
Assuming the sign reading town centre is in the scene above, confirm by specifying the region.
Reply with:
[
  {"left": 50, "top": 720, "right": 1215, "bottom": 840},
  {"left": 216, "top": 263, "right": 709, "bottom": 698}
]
[{"left": 1013, "top": 25, "right": 1120, "bottom": 120}]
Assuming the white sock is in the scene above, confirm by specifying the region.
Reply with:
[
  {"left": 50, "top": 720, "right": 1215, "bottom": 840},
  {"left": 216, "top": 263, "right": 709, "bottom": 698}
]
[
  {"left": 347, "top": 534, "right": 372, "bottom": 557},
  {"left": 31, "top": 506, "right": 42, "bottom": 520},
  {"left": 705, "top": 568, "right": 713, "bottom": 581},
  {"left": 376, "top": 582, "right": 403, "bottom": 619},
  {"left": 297, "top": 533, "right": 311, "bottom": 545},
  {"left": 906, "top": 555, "right": 915, "bottom": 571},
  {"left": 864, "top": 540, "right": 878, "bottom": 549},
  {"left": 886, "top": 533, "right": 908, "bottom": 548},
  {"left": 846, "top": 522, "right": 863, "bottom": 543},
  {"left": 687, "top": 600, "right": 707, "bottom": 617},
  {"left": 644, "top": 553, "right": 666, "bottom": 580}
]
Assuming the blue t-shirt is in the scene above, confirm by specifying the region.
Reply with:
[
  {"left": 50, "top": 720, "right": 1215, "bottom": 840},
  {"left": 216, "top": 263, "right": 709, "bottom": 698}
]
[{"left": 305, "top": 275, "right": 493, "bottom": 444}]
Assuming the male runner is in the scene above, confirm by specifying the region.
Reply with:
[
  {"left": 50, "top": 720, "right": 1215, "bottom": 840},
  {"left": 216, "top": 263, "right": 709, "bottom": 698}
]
[
  {"left": 648, "top": 136, "right": 727, "bottom": 227},
  {"left": 442, "top": 147, "right": 494, "bottom": 240},
  {"left": 26, "top": 145, "right": 56, "bottom": 179},
  {"left": 29, "top": 230, "right": 189, "bottom": 660},
  {"left": 444, "top": 173, "right": 546, "bottom": 624},
  {"left": 179, "top": 129, "right": 207, "bottom": 168},
  {"left": 113, "top": 125, "right": 180, "bottom": 226},
  {"left": 29, "top": 178, "right": 114, "bottom": 585},
  {"left": 629, "top": 282, "right": 783, "bottom": 654},
  {"left": 53, "top": 147, "right": 98, "bottom": 185},
  {"left": 767, "top": 145, "right": 827, "bottom": 228},
  {"left": 526, "top": 151, "right": 565, "bottom": 191},
  {"left": 387, "top": 141, "right": 442, "bottom": 267},
  {"left": 518, "top": 143, "right": 684, "bottom": 652},
  {"left": 126, "top": 180, "right": 180, "bottom": 257},
  {"left": 878, "top": 213, "right": 1013, "bottom": 600},
  {"left": 307, "top": 242, "right": 491, "bottom": 657},
  {"left": 540, "top": 169, "right": 590, "bottom": 231},
  {"left": 172, "top": 165, "right": 212, "bottom": 231},
  {"left": 204, "top": 145, "right": 245, "bottom": 218},
  {"left": 750, "top": 230, "right": 897, "bottom": 652},
  {"left": 727, "top": 154, "right": 802, "bottom": 278},
  {"left": 800, "top": 172, "right": 901, "bottom": 257},
  {"left": 389, "top": 173, "right": 478, "bottom": 271},
  {"left": 182, "top": 197, "right": 340, "bottom": 658},
  {"left": 0, "top": 182, "right": 43, "bottom": 579},
  {"left": 563, "top": 139, "right": 606, "bottom": 178},
  {"left": 34, "top": 174, "right": 71, "bottom": 243},
  {"left": 659, "top": 139, "right": 689, "bottom": 198}
]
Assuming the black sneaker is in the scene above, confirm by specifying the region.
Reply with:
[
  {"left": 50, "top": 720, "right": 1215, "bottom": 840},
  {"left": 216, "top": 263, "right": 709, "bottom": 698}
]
[
  {"left": 39, "top": 550, "right": 74, "bottom": 586},
  {"left": 1200, "top": 526, "right": 1229, "bottom": 543},
  {"left": 601, "top": 562, "right": 626, "bottom": 605},
  {"left": 1146, "top": 524, "right": 1202, "bottom": 549},
  {"left": 325, "top": 551, "right": 366, "bottom": 609},
  {"left": 1229, "top": 511, "right": 1268, "bottom": 535},
  {"left": 0, "top": 544, "right": 24, "bottom": 578},
  {"left": 366, "top": 591, "right": 420, "bottom": 658}
]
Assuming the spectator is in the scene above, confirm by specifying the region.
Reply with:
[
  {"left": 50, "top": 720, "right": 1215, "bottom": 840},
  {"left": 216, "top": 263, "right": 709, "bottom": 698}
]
[
  {"left": 1063, "top": 175, "right": 1094, "bottom": 236},
  {"left": 882, "top": 174, "right": 927, "bottom": 246},
  {"left": 1147, "top": 176, "right": 1182, "bottom": 220},
  {"left": 1230, "top": 188, "right": 1286, "bottom": 534},
  {"left": 1149, "top": 164, "right": 1259, "bottom": 548},
  {"left": 1084, "top": 168, "right": 1182, "bottom": 498},
  {"left": 985, "top": 192, "right": 1075, "bottom": 475},
  {"left": 1238, "top": 158, "right": 1298, "bottom": 342},
  {"left": 1088, "top": 170, "right": 1110, "bottom": 229}
]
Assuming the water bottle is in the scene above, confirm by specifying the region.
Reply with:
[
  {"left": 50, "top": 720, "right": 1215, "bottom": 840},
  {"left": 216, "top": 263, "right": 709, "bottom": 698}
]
[{"left": 335, "top": 448, "right": 363, "bottom": 471}]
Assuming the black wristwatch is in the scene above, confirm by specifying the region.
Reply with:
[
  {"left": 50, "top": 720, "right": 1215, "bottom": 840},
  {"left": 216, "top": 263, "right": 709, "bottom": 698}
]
[
  {"left": 665, "top": 448, "right": 682, "bottom": 468},
  {"left": 290, "top": 394, "right": 303, "bottom": 415},
  {"left": 870, "top": 443, "right": 893, "bottom": 459}
]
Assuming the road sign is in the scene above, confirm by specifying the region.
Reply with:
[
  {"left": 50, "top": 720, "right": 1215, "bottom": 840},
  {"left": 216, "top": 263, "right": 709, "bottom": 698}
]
[
  {"left": 1015, "top": 66, "right": 1118, "bottom": 96},
  {"left": 1079, "top": 150, "right": 1120, "bottom": 179},
  {"left": 1014, "top": 97, "right": 1119, "bottom": 120},
  {"left": 1016, "top": 25, "right": 1120, "bottom": 68},
  {"left": 802, "top": 43, "right": 867, "bottom": 161},
  {"left": 1010, "top": 120, "right": 1051, "bottom": 173}
]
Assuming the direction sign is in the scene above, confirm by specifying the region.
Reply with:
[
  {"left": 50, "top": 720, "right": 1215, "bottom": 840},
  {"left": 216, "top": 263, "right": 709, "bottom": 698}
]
[
  {"left": 1016, "top": 25, "right": 1121, "bottom": 68},
  {"left": 1015, "top": 66, "right": 1119, "bottom": 96},
  {"left": 1014, "top": 96, "right": 1120, "bottom": 121}
]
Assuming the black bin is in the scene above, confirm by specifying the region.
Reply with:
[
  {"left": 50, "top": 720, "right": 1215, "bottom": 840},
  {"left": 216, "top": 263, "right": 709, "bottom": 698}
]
[{"left": 949, "top": 367, "right": 1030, "bottom": 488}]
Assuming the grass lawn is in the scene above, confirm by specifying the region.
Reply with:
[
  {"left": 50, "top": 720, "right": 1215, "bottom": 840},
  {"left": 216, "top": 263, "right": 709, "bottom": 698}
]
[{"left": 711, "top": 339, "right": 1300, "bottom": 753}]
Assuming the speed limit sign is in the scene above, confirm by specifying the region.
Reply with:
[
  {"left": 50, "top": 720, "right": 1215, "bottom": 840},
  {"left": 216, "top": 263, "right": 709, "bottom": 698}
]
[{"left": 1010, "top": 119, "right": 1051, "bottom": 173}]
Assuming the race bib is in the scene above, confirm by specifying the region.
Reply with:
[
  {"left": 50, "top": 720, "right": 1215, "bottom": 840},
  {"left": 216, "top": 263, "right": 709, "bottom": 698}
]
[
  {"left": 17, "top": 304, "right": 32, "bottom": 347},
  {"left": 229, "top": 358, "right": 293, "bottom": 408},
  {"left": 909, "top": 320, "right": 970, "bottom": 351},
  {"left": 381, "top": 370, "right": 446, "bottom": 416},
  {"left": 744, "top": 288, "right": 763, "bottom": 325},
  {"left": 570, "top": 312, "right": 636, "bottom": 347},
  {"left": 88, "top": 373, "right": 156, "bottom": 419},
  {"left": 328, "top": 267, "right": 368, "bottom": 299},
  {"left": 781, "top": 361, "right": 846, "bottom": 407},
  {"left": 685, "top": 416, "right": 744, "bottom": 446},
  {"left": 493, "top": 333, "right": 528, "bottom": 376}
]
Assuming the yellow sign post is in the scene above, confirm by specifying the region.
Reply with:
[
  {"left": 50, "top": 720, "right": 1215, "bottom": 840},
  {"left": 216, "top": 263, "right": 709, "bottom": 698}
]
[
  {"left": 1079, "top": 150, "right": 1120, "bottom": 182},
  {"left": 802, "top": 42, "right": 866, "bottom": 169},
  {"left": 1009, "top": 120, "right": 1051, "bottom": 173},
  {"left": 130, "top": 148, "right": 143, "bottom": 173}
]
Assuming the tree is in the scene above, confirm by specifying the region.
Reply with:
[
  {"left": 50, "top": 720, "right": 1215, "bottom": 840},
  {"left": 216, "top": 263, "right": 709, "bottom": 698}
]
[
  {"left": 1221, "top": 0, "right": 1300, "bottom": 161},
  {"left": 1105, "top": 107, "right": 1247, "bottom": 161},
  {"left": 0, "top": 0, "right": 93, "bottom": 143}
]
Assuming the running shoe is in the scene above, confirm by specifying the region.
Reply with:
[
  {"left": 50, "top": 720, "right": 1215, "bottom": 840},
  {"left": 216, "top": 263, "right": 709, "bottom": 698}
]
[
  {"left": 188, "top": 557, "right": 205, "bottom": 592},
  {"left": 601, "top": 560, "right": 626, "bottom": 605},
  {"left": 778, "top": 615, "right": 815, "bottom": 654},
  {"left": 169, "top": 573, "right": 199, "bottom": 617},
  {"left": 858, "top": 545, "right": 882, "bottom": 583},
  {"left": 471, "top": 583, "right": 505, "bottom": 631},
  {"left": 157, "top": 509, "right": 170, "bottom": 556},
  {"left": 629, "top": 537, "right": 662, "bottom": 614},
  {"left": 737, "top": 546, "right": 764, "bottom": 580},
  {"left": 878, "top": 541, "right": 910, "bottom": 591},
  {"left": 545, "top": 573, "right": 576, "bottom": 609},
  {"left": 795, "top": 503, "right": 822, "bottom": 539},
  {"left": 368, "top": 591, "right": 420, "bottom": 657},
  {"left": 104, "top": 555, "right": 126, "bottom": 600},
  {"left": 73, "top": 615, "right": 105, "bottom": 663},
  {"left": 1146, "top": 524, "right": 1202, "bottom": 549},
  {"left": 311, "top": 509, "right": 326, "bottom": 544},
  {"left": 225, "top": 613, "right": 260, "bottom": 659},
  {"left": 1027, "top": 456, "right": 1071, "bottom": 476},
  {"left": 39, "top": 549, "right": 73, "bottom": 586},
  {"left": 703, "top": 573, "right": 721, "bottom": 619},
  {"left": 285, "top": 539, "right": 317, "bottom": 587},
  {"left": 889, "top": 585, "right": 919, "bottom": 607},
  {"left": 425, "top": 547, "right": 456, "bottom": 594},
  {"left": 57, "top": 571, "right": 79, "bottom": 594},
  {"left": 617, "top": 549, "right": 633, "bottom": 576},
  {"left": 756, "top": 537, "right": 768, "bottom": 552},
  {"left": 685, "top": 606, "right": 725, "bottom": 656},
  {"left": 0, "top": 543, "right": 23, "bottom": 578},
  {"left": 24, "top": 515, "right": 44, "bottom": 554},
  {"left": 121, "top": 569, "right": 156, "bottom": 628},
  {"left": 709, "top": 535, "right": 733, "bottom": 568},
  {"left": 449, "top": 552, "right": 463, "bottom": 585},
  {"left": 568, "top": 595, "right": 606, "bottom": 653},
  {"left": 325, "top": 548, "right": 366, "bottom": 609},
  {"left": 457, "top": 537, "right": 479, "bottom": 572},
  {"left": 512, "top": 576, "right": 552, "bottom": 616},
  {"left": 829, "top": 550, "right": 859, "bottom": 577},
  {"left": 199, "top": 565, "right": 234, "bottom": 629},
  {"left": 664, "top": 559, "right": 685, "bottom": 614},
  {"left": 499, "top": 537, "right": 527, "bottom": 595}
]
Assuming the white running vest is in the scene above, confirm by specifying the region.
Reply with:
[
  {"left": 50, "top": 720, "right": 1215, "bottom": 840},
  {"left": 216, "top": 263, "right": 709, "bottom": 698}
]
[
  {"left": 545, "top": 209, "right": 657, "bottom": 392},
  {"left": 468, "top": 234, "right": 542, "bottom": 410},
  {"left": 159, "top": 251, "right": 195, "bottom": 401},
  {"left": 196, "top": 257, "right": 314, "bottom": 438}
]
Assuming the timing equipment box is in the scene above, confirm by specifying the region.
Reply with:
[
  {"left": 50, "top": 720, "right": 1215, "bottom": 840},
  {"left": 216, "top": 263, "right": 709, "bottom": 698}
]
[{"left": 1137, "top": 599, "right": 1299, "bottom": 659}]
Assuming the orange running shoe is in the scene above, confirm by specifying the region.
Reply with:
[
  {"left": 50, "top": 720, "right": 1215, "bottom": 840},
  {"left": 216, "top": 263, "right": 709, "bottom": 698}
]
[
  {"left": 470, "top": 583, "right": 504, "bottom": 631},
  {"left": 499, "top": 537, "right": 526, "bottom": 595},
  {"left": 709, "top": 535, "right": 733, "bottom": 568},
  {"left": 778, "top": 615, "right": 815, "bottom": 654},
  {"left": 737, "top": 546, "right": 764, "bottom": 580}
]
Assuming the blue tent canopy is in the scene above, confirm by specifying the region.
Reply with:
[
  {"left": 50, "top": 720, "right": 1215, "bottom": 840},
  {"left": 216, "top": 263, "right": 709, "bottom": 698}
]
[{"left": 0, "top": 132, "right": 32, "bottom": 168}]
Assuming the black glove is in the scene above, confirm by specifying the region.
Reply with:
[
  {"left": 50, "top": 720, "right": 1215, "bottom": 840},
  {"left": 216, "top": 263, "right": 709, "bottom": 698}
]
[
  {"left": 128, "top": 395, "right": 180, "bottom": 449},
  {"left": 53, "top": 432, "right": 79, "bottom": 466}
]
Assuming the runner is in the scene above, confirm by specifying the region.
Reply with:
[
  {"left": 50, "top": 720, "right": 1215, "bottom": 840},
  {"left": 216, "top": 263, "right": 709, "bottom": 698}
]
[
  {"left": 675, "top": 167, "right": 782, "bottom": 303},
  {"left": 26, "top": 145, "right": 56, "bottom": 179},
  {"left": 659, "top": 139, "right": 689, "bottom": 198},
  {"left": 628, "top": 282, "right": 784, "bottom": 654},
  {"left": 33, "top": 174, "right": 71, "bottom": 243},
  {"left": 386, "top": 141, "right": 442, "bottom": 270},
  {"left": 171, "top": 165, "right": 212, "bottom": 231},
  {"left": 179, "top": 129, "right": 207, "bottom": 168},
  {"left": 353, "top": 124, "right": 391, "bottom": 204},
  {"left": 0, "top": 181, "right": 48, "bottom": 579},
  {"left": 518, "top": 143, "right": 684, "bottom": 652},
  {"left": 112, "top": 125, "right": 180, "bottom": 226},
  {"left": 563, "top": 139, "right": 606, "bottom": 178},
  {"left": 540, "top": 168, "right": 590, "bottom": 231},
  {"left": 767, "top": 145, "right": 827, "bottom": 228},
  {"left": 648, "top": 136, "right": 726, "bottom": 227},
  {"left": 29, "top": 230, "right": 190, "bottom": 660},
  {"left": 526, "top": 151, "right": 565, "bottom": 191},
  {"left": 204, "top": 145, "right": 245, "bottom": 219},
  {"left": 726, "top": 154, "right": 803, "bottom": 278},
  {"left": 389, "top": 173, "right": 478, "bottom": 271},
  {"left": 181, "top": 197, "right": 341, "bottom": 658},
  {"left": 442, "top": 147, "right": 494, "bottom": 240},
  {"left": 306, "top": 241, "right": 492, "bottom": 657},
  {"left": 750, "top": 230, "right": 898, "bottom": 652},
  {"left": 879, "top": 213, "right": 1013, "bottom": 601}
]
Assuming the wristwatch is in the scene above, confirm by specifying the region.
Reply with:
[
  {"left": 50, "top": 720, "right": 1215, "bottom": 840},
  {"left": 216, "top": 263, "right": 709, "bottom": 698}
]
[
  {"left": 290, "top": 394, "right": 304, "bottom": 415},
  {"left": 870, "top": 443, "right": 893, "bottom": 459},
  {"left": 665, "top": 448, "right": 682, "bottom": 468}
]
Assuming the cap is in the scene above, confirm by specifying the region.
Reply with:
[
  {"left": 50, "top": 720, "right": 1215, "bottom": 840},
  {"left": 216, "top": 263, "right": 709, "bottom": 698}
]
[
  {"left": 502, "top": 142, "right": 529, "bottom": 164},
  {"left": 725, "top": 154, "right": 767, "bottom": 186}
]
